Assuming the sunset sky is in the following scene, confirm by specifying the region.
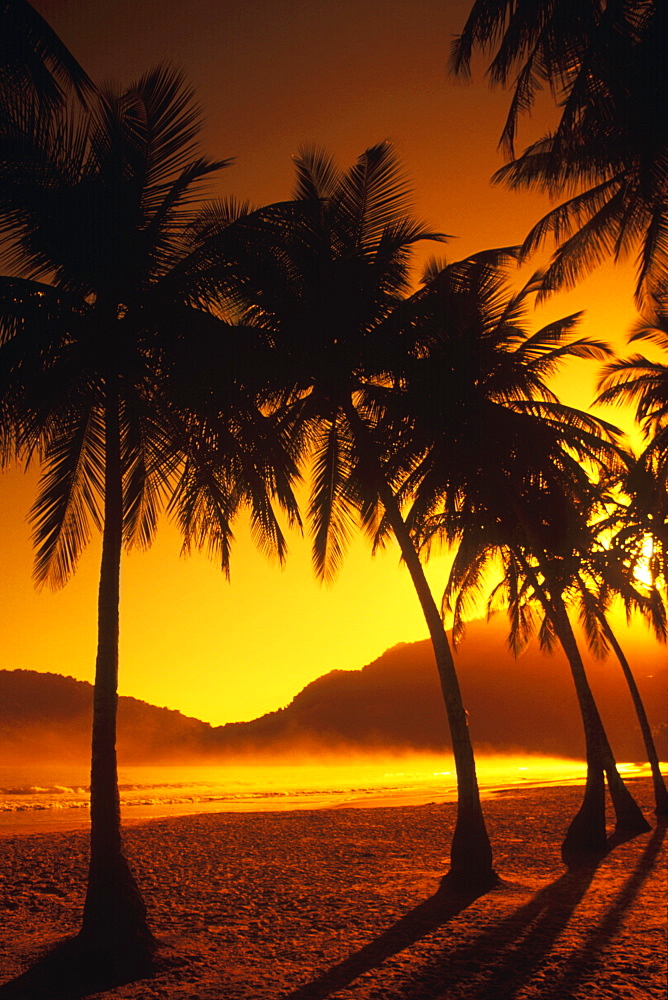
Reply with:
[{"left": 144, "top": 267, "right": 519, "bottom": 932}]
[{"left": 0, "top": 0, "right": 646, "bottom": 726}]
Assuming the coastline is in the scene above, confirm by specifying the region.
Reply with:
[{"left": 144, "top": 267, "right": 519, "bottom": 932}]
[
  {"left": 0, "top": 776, "right": 665, "bottom": 998},
  {"left": 1, "top": 757, "right": 656, "bottom": 839}
]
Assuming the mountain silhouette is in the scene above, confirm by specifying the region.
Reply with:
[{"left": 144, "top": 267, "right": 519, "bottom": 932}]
[
  {"left": 210, "top": 615, "right": 666, "bottom": 761},
  {"left": 0, "top": 616, "right": 664, "bottom": 763},
  {"left": 0, "top": 668, "right": 214, "bottom": 762}
]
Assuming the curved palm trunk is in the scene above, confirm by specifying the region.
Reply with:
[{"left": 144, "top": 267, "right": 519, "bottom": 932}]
[
  {"left": 386, "top": 502, "right": 497, "bottom": 891},
  {"left": 549, "top": 598, "right": 650, "bottom": 837},
  {"left": 515, "top": 548, "right": 650, "bottom": 858},
  {"left": 544, "top": 596, "right": 609, "bottom": 859},
  {"left": 345, "top": 401, "right": 496, "bottom": 892},
  {"left": 79, "top": 387, "right": 155, "bottom": 971},
  {"left": 503, "top": 476, "right": 650, "bottom": 858},
  {"left": 597, "top": 615, "right": 668, "bottom": 817}
]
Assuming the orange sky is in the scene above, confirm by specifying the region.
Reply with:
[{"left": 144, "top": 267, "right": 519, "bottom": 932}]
[{"left": 1, "top": 0, "right": 648, "bottom": 726}]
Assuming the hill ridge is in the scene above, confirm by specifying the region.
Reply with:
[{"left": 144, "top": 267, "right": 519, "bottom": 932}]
[{"left": 0, "top": 617, "right": 665, "bottom": 762}]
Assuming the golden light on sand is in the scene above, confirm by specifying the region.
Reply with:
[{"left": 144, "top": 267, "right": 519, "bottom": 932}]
[{"left": 1, "top": 774, "right": 664, "bottom": 995}]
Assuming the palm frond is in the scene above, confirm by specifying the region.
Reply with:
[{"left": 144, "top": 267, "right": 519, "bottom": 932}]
[
  {"left": 574, "top": 577, "right": 610, "bottom": 660},
  {"left": 595, "top": 356, "right": 668, "bottom": 436},
  {"left": 30, "top": 404, "right": 104, "bottom": 589},
  {"left": 336, "top": 142, "right": 416, "bottom": 252},
  {"left": 169, "top": 453, "right": 238, "bottom": 578},
  {"left": 502, "top": 550, "right": 538, "bottom": 656},
  {"left": 536, "top": 611, "right": 558, "bottom": 653},
  {"left": 308, "top": 415, "right": 360, "bottom": 583},
  {"left": 629, "top": 316, "right": 668, "bottom": 352},
  {"left": 292, "top": 146, "right": 341, "bottom": 202},
  {"left": 119, "top": 65, "right": 206, "bottom": 198},
  {"left": 0, "top": 0, "right": 93, "bottom": 106}
]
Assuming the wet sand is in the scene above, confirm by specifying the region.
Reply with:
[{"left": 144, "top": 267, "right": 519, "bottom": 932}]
[{"left": 0, "top": 778, "right": 664, "bottom": 999}]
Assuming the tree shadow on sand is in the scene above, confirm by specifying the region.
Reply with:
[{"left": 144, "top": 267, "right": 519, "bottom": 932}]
[
  {"left": 536, "top": 820, "right": 666, "bottom": 1000},
  {"left": 284, "top": 824, "right": 664, "bottom": 1000},
  {"left": 382, "top": 823, "right": 665, "bottom": 1000},
  {"left": 283, "top": 882, "right": 491, "bottom": 1000},
  {"left": 0, "top": 935, "right": 158, "bottom": 1000},
  {"left": 1, "top": 824, "right": 661, "bottom": 1000}
]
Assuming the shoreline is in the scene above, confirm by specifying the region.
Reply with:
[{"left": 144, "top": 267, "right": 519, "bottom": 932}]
[
  {"left": 0, "top": 777, "right": 665, "bottom": 998},
  {"left": 0, "top": 773, "right": 593, "bottom": 839},
  {"left": 0, "top": 761, "right": 658, "bottom": 839}
]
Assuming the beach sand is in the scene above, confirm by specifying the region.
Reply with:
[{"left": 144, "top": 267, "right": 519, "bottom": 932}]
[{"left": 0, "top": 777, "right": 664, "bottom": 999}]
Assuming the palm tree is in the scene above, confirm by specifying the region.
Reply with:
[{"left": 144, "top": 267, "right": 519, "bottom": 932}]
[
  {"left": 597, "top": 301, "right": 668, "bottom": 522},
  {"left": 570, "top": 544, "right": 668, "bottom": 818},
  {"left": 452, "top": 1, "right": 667, "bottom": 302},
  {"left": 0, "top": 67, "right": 299, "bottom": 975},
  {"left": 446, "top": 534, "right": 652, "bottom": 858},
  {"left": 474, "top": 468, "right": 667, "bottom": 820},
  {"left": 450, "top": 1, "right": 642, "bottom": 155},
  {"left": 395, "top": 251, "right": 649, "bottom": 859},
  {"left": 0, "top": 0, "right": 92, "bottom": 108},
  {"left": 595, "top": 300, "right": 668, "bottom": 814},
  {"left": 221, "top": 141, "right": 499, "bottom": 892}
]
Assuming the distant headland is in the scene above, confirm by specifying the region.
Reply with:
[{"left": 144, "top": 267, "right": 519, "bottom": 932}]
[{"left": 1, "top": 616, "right": 664, "bottom": 764}]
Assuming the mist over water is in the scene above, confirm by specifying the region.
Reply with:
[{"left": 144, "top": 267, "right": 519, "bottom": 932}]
[{"left": 0, "top": 755, "right": 655, "bottom": 835}]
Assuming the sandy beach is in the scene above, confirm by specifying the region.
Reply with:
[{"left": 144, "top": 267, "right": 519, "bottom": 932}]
[{"left": 0, "top": 777, "right": 664, "bottom": 999}]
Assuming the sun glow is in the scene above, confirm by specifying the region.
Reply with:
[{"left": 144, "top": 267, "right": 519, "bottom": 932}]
[
  {"left": 3, "top": 753, "right": 647, "bottom": 835},
  {"left": 2, "top": 0, "right": 661, "bottom": 735},
  {"left": 633, "top": 534, "right": 657, "bottom": 588}
]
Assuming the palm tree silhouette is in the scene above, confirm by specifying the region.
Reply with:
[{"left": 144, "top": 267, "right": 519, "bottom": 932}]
[
  {"left": 0, "top": 66, "right": 299, "bottom": 975},
  {"left": 567, "top": 511, "right": 668, "bottom": 818},
  {"left": 224, "top": 141, "right": 498, "bottom": 892},
  {"left": 452, "top": 1, "right": 667, "bottom": 302},
  {"left": 0, "top": 0, "right": 91, "bottom": 108},
  {"left": 398, "top": 251, "right": 649, "bottom": 859},
  {"left": 451, "top": 0, "right": 639, "bottom": 155},
  {"left": 597, "top": 301, "right": 668, "bottom": 519},
  {"left": 595, "top": 301, "right": 668, "bottom": 814},
  {"left": 467, "top": 539, "right": 653, "bottom": 857}
]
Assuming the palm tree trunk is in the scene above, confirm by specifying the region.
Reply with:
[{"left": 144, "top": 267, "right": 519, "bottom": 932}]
[
  {"left": 549, "top": 596, "right": 650, "bottom": 837},
  {"left": 79, "top": 385, "right": 155, "bottom": 970},
  {"left": 513, "top": 548, "right": 650, "bottom": 857},
  {"left": 344, "top": 400, "right": 496, "bottom": 892},
  {"left": 597, "top": 615, "right": 668, "bottom": 817},
  {"left": 546, "top": 595, "right": 613, "bottom": 859}
]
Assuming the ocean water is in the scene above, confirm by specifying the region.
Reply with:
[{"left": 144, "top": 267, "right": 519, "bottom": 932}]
[{"left": 0, "top": 756, "right": 652, "bottom": 836}]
